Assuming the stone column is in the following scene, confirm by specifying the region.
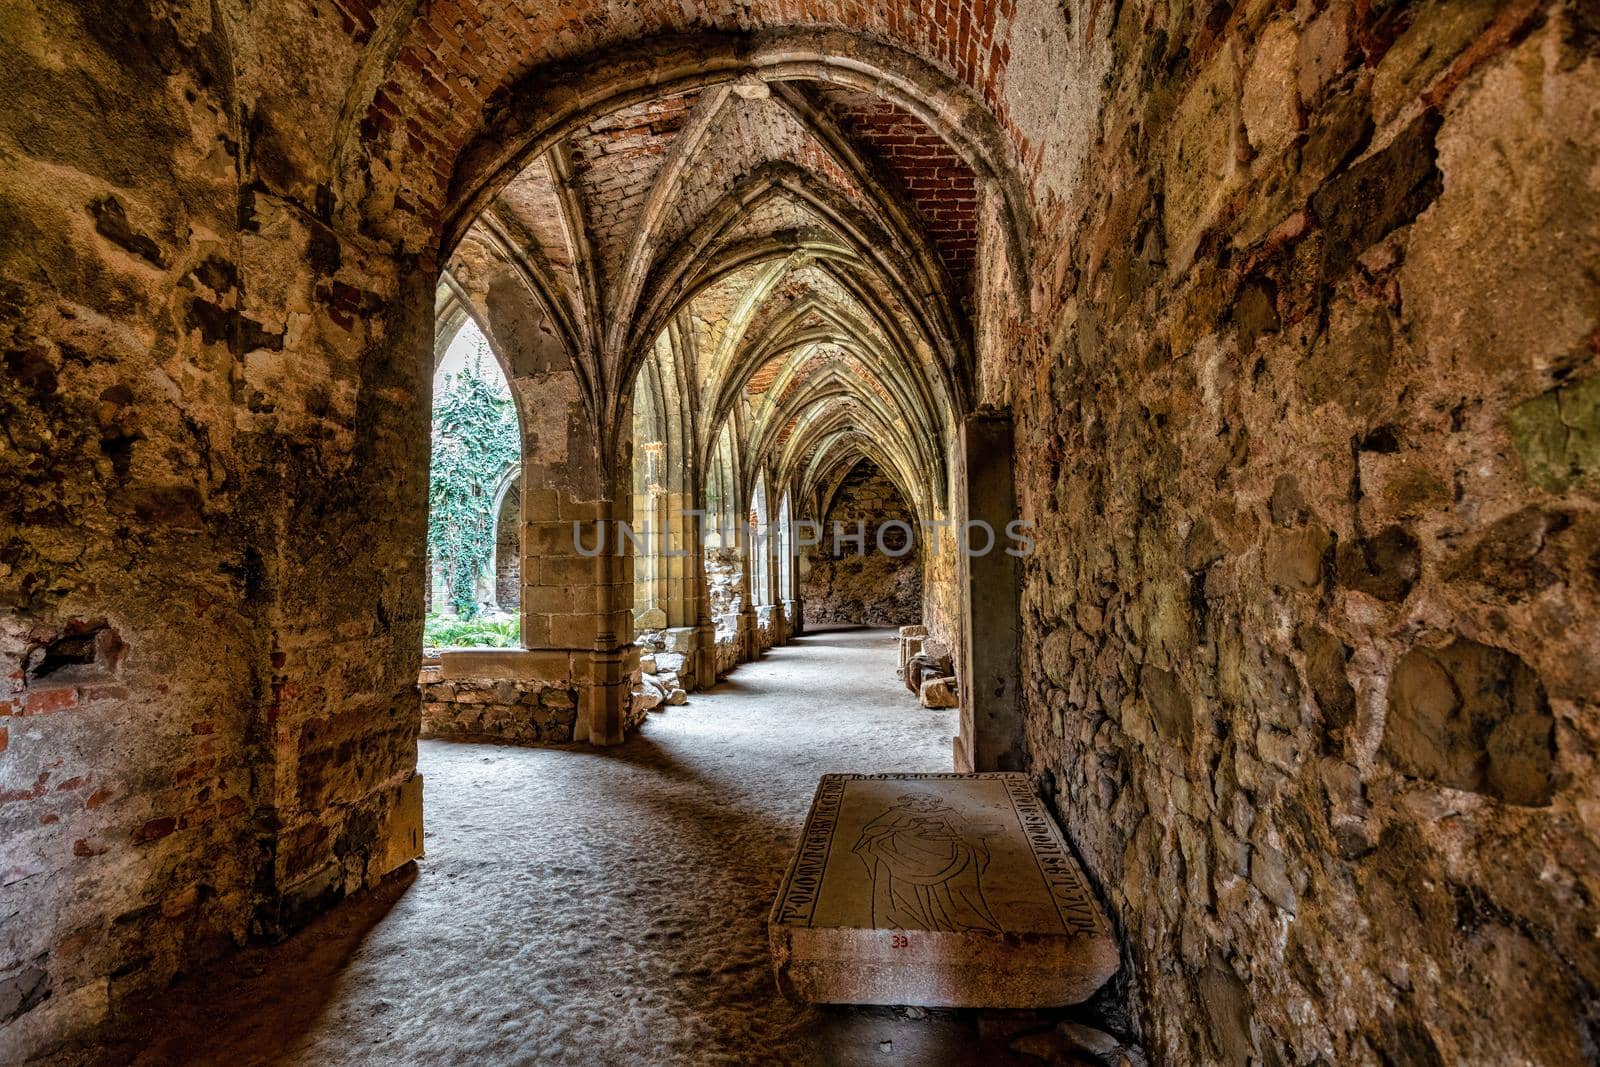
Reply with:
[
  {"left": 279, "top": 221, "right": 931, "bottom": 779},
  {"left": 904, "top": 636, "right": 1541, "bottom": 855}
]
[
  {"left": 953, "top": 410, "right": 1024, "bottom": 772},
  {"left": 523, "top": 491, "right": 633, "bottom": 745},
  {"left": 738, "top": 608, "right": 759, "bottom": 660},
  {"left": 682, "top": 507, "right": 716, "bottom": 689},
  {"left": 735, "top": 527, "right": 759, "bottom": 661}
]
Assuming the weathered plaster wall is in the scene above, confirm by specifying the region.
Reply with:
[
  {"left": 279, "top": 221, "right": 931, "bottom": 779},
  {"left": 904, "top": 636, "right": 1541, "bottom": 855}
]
[
  {"left": 801, "top": 460, "right": 922, "bottom": 627},
  {"left": 1004, "top": 1, "right": 1600, "bottom": 1063}
]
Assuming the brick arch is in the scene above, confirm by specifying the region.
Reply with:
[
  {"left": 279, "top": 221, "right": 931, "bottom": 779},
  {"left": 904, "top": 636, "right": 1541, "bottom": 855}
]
[{"left": 345, "top": 26, "right": 1030, "bottom": 282}]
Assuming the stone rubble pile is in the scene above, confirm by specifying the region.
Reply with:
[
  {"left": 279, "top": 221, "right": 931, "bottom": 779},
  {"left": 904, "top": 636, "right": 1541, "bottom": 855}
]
[
  {"left": 631, "top": 622, "right": 687, "bottom": 714},
  {"left": 704, "top": 548, "right": 743, "bottom": 638}
]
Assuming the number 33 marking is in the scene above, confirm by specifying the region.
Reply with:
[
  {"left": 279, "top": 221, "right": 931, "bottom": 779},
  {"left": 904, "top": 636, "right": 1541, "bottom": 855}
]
[{"left": 891, "top": 934, "right": 909, "bottom": 948}]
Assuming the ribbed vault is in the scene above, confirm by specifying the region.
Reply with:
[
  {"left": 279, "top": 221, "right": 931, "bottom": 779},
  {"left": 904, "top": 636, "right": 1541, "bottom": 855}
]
[{"left": 436, "top": 42, "right": 1019, "bottom": 562}]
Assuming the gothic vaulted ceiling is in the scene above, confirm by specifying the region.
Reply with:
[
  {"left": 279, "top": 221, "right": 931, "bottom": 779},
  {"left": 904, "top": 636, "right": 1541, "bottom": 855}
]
[{"left": 443, "top": 60, "right": 1012, "bottom": 516}]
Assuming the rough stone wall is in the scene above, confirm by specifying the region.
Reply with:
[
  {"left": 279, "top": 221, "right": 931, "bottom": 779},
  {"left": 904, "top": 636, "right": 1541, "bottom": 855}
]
[
  {"left": 704, "top": 547, "right": 743, "bottom": 633},
  {"left": 0, "top": 2, "right": 426, "bottom": 1054},
  {"left": 0, "top": 9, "right": 251, "bottom": 1048},
  {"left": 801, "top": 460, "right": 922, "bottom": 627},
  {"left": 420, "top": 675, "right": 578, "bottom": 744},
  {"left": 1004, "top": 2, "right": 1600, "bottom": 1063},
  {"left": 755, "top": 605, "right": 780, "bottom": 652},
  {"left": 714, "top": 634, "right": 741, "bottom": 679}
]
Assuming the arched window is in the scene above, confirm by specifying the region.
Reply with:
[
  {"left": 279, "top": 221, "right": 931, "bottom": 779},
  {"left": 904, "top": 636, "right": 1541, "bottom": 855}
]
[{"left": 425, "top": 318, "right": 522, "bottom": 649}]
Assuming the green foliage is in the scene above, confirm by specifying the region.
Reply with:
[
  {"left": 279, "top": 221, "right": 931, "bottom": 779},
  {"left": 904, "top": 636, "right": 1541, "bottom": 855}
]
[
  {"left": 424, "top": 614, "right": 521, "bottom": 650},
  {"left": 429, "top": 341, "right": 520, "bottom": 619}
]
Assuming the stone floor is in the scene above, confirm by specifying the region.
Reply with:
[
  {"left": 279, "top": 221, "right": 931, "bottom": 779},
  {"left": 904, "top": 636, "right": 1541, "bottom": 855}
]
[{"left": 55, "top": 628, "right": 1132, "bottom": 1066}]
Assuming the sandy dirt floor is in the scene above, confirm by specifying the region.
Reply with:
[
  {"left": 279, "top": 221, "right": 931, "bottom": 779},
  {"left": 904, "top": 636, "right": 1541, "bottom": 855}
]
[{"left": 60, "top": 627, "right": 1091, "bottom": 1066}]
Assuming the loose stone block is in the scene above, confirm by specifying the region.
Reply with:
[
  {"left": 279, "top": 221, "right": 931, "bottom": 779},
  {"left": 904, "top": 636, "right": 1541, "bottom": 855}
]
[
  {"left": 919, "top": 675, "right": 959, "bottom": 709},
  {"left": 769, "top": 773, "right": 1118, "bottom": 1008}
]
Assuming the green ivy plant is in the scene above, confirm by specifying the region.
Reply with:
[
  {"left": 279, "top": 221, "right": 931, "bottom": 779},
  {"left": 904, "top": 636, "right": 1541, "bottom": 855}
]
[{"left": 429, "top": 346, "right": 520, "bottom": 619}]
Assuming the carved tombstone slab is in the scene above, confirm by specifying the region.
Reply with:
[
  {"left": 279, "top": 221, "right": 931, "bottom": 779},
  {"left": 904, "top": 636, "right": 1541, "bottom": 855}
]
[{"left": 769, "top": 773, "right": 1118, "bottom": 1008}]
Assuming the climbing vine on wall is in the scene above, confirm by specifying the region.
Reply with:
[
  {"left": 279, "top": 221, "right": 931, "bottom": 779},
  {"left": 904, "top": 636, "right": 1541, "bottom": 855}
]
[{"left": 429, "top": 346, "right": 520, "bottom": 618}]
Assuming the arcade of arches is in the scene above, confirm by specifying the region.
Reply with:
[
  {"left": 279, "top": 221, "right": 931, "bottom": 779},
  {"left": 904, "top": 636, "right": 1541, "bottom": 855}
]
[{"left": 2, "top": 0, "right": 1599, "bottom": 1063}]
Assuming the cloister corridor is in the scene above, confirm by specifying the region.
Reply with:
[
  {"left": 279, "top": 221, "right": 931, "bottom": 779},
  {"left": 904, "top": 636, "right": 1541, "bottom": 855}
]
[
  {"left": 6, "top": 1, "right": 1598, "bottom": 1062},
  {"left": 52, "top": 630, "right": 1085, "bottom": 1066}
]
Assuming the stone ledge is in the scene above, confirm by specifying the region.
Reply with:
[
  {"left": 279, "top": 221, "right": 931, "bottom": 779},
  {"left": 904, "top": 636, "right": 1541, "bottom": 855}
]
[{"left": 437, "top": 647, "right": 574, "bottom": 683}]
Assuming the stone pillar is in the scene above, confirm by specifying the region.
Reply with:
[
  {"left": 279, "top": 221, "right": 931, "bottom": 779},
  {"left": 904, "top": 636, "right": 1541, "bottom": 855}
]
[
  {"left": 693, "top": 618, "right": 718, "bottom": 686},
  {"left": 665, "top": 491, "right": 698, "bottom": 629},
  {"left": 738, "top": 607, "right": 759, "bottom": 660},
  {"left": 525, "top": 493, "right": 633, "bottom": 745},
  {"left": 735, "top": 534, "right": 758, "bottom": 661},
  {"left": 684, "top": 508, "right": 717, "bottom": 689},
  {"left": 450, "top": 232, "right": 635, "bottom": 747},
  {"left": 953, "top": 410, "right": 1024, "bottom": 772},
  {"left": 576, "top": 644, "right": 630, "bottom": 745}
]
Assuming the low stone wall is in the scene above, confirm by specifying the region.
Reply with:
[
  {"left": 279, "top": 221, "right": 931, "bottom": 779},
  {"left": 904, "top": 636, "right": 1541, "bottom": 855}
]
[
  {"left": 420, "top": 674, "right": 579, "bottom": 743},
  {"left": 756, "top": 604, "right": 781, "bottom": 652},
  {"left": 714, "top": 634, "right": 740, "bottom": 679}
]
